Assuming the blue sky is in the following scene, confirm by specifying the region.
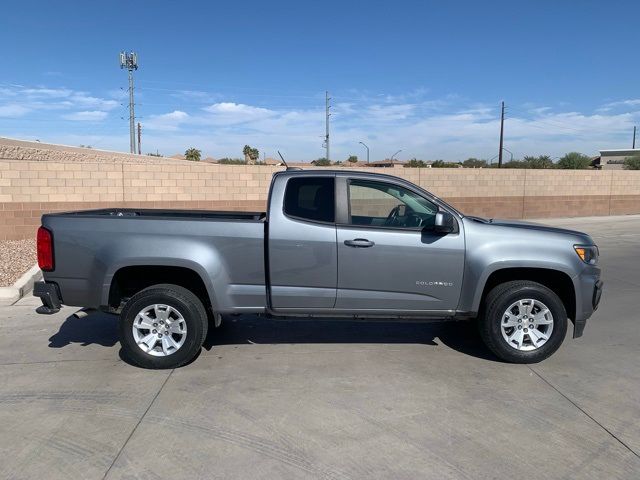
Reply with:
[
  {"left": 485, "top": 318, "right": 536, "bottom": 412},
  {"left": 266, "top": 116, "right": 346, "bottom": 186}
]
[{"left": 1, "top": 0, "right": 639, "bottom": 161}]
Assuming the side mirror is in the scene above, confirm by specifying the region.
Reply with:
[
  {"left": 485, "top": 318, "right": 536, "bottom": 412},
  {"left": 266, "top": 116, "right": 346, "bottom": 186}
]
[{"left": 433, "top": 211, "right": 455, "bottom": 234}]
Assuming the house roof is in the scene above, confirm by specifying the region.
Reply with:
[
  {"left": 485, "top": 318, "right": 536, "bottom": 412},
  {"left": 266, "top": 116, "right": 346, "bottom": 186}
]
[
  {"left": 600, "top": 149, "right": 640, "bottom": 155},
  {"left": 368, "top": 159, "right": 406, "bottom": 166}
]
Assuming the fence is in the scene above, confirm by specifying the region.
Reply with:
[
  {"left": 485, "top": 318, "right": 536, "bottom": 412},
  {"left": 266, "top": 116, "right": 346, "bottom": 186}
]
[{"left": 1, "top": 159, "right": 640, "bottom": 240}]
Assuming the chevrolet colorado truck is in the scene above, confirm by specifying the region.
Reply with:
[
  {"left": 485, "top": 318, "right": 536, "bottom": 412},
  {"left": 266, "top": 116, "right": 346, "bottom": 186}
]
[{"left": 34, "top": 169, "right": 603, "bottom": 368}]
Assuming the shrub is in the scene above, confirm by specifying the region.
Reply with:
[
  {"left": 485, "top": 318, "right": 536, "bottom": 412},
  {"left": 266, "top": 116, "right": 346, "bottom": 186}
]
[
  {"left": 462, "top": 158, "right": 487, "bottom": 168},
  {"left": 623, "top": 155, "right": 640, "bottom": 170},
  {"left": 405, "top": 158, "right": 428, "bottom": 168},
  {"left": 557, "top": 152, "right": 591, "bottom": 169},
  {"left": 218, "top": 158, "right": 246, "bottom": 165},
  {"left": 312, "top": 158, "right": 332, "bottom": 166}
]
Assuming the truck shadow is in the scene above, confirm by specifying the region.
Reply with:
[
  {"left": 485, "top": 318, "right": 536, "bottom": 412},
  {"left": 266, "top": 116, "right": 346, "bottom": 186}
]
[
  {"left": 48, "top": 311, "right": 118, "bottom": 348},
  {"left": 47, "top": 312, "right": 497, "bottom": 363},
  {"left": 202, "top": 315, "right": 497, "bottom": 362}
]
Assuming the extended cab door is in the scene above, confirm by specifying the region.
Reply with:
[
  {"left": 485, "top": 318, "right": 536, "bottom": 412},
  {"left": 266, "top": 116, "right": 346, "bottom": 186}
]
[
  {"left": 334, "top": 176, "right": 465, "bottom": 313},
  {"left": 267, "top": 173, "right": 337, "bottom": 310}
]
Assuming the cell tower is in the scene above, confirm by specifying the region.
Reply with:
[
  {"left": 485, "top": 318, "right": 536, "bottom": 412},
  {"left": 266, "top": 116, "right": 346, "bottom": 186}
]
[{"left": 120, "top": 51, "right": 139, "bottom": 154}]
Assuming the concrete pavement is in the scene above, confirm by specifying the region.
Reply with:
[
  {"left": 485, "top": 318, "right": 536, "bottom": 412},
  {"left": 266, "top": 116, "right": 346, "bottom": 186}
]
[{"left": 0, "top": 215, "right": 639, "bottom": 479}]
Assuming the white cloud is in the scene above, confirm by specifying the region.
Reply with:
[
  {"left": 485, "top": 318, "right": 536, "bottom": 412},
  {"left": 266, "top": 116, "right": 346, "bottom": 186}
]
[
  {"left": 128, "top": 96, "right": 640, "bottom": 161},
  {"left": 0, "top": 104, "right": 31, "bottom": 117},
  {"left": 69, "top": 94, "right": 118, "bottom": 110},
  {"left": 62, "top": 110, "right": 108, "bottom": 121},
  {"left": 201, "top": 102, "right": 276, "bottom": 124},
  {"left": 21, "top": 87, "right": 73, "bottom": 98},
  {"left": 0, "top": 84, "right": 118, "bottom": 115},
  {"left": 3, "top": 83, "right": 640, "bottom": 161},
  {"left": 366, "top": 103, "right": 416, "bottom": 121},
  {"left": 145, "top": 110, "right": 190, "bottom": 131}
]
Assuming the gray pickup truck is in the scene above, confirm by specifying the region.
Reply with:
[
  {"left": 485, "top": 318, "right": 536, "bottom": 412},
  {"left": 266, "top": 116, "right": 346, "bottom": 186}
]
[{"left": 34, "top": 169, "right": 602, "bottom": 368}]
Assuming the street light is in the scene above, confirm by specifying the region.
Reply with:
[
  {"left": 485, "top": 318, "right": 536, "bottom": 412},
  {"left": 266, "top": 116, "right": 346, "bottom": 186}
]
[
  {"left": 390, "top": 149, "right": 402, "bottom": 161},
  {"left": 359, "top": 141, "right": 370, "bottom": 163}
]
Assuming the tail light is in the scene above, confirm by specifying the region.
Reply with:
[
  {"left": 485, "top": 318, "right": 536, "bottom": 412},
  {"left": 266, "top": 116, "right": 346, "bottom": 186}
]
[{"left": 37, "top": 227, "right": 54, "bottom": 271}]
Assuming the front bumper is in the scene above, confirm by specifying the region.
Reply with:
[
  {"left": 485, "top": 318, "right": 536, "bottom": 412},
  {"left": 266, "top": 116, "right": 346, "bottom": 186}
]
[
  {"left": 572, "top": 267, "right": 603, "bottom": 338},
  {"left": 33, "top": 281, "right": 62, "bottom": 314}
]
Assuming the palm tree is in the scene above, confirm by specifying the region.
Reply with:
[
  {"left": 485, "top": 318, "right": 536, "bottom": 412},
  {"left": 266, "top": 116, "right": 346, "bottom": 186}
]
[{"left": 185, "top": 148, "right": 201, "bottom": 162}]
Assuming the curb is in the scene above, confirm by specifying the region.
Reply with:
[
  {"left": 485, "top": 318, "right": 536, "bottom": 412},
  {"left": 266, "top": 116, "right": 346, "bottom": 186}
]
[{"left": 0, "top": 265, "right": 42, "bottom": 306}]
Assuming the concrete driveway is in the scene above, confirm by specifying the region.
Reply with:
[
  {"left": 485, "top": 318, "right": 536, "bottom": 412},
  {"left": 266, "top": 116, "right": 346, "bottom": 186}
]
[{"left": 0, "top": 216, "right": 639, "bottom": 479}]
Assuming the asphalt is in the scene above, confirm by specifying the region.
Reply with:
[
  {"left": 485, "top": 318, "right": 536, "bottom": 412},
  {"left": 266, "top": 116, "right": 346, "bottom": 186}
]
[{"left": 0, "top": 215, "right": 639, "bottom": 479}]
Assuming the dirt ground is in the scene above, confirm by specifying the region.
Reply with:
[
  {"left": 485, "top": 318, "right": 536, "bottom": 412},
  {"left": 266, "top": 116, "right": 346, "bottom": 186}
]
[{"left": 0, "top": 238, "right": 36, "bottom": 286}]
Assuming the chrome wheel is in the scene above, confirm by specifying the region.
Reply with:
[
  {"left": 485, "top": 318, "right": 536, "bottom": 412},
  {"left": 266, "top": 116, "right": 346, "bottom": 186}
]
[
  {"left": 500, "top": 299, "right": 554, "bottom": 351},
  {"left": 132, "top": 304, "right": 187, "bottom": 357}
]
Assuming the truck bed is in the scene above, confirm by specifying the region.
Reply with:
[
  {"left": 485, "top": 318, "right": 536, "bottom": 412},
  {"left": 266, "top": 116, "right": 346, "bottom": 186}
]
[
  {"left": 55, "top": 208, "right": 266, "bottom": 221},
  {"left": 40, "top": 209, "right": 267, "bottom": 311}
]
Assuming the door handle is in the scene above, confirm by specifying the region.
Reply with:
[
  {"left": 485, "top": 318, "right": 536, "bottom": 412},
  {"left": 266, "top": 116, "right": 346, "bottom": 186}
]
[{"left": 344, "top": 238, "right": 375, "bottom": 248}]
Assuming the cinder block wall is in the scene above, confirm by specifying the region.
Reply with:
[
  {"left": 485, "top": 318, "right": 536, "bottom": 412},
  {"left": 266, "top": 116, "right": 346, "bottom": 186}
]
[{"left": 1, "top": 159, "right": 640, "bottom": 240}]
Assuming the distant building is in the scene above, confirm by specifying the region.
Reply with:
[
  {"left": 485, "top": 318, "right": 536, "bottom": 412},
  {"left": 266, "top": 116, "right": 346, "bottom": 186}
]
[
  {"left": 368, "top": 159, "right": 407, "bottom": 168},
  {"left": 594, "top": 149, "right": 640, "bottom": 169},
  {"left": 339, "top": 160, "right": 368, "bottom": 167}
]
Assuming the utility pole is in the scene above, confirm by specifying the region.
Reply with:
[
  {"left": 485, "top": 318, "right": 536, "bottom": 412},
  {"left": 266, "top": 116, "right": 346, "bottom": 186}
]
[
  {"left": 324, "top": 91, "right": 331, "bottom": 162},
  {"left": 137, "top": 122, "right": 142, "bottom": 155},
  {"left": 120, "top": 51, "right": 139, "bottom": 154},
  {"left": 498, "top": 101, "right": 505, "bottom": 168},
  {"left": 633, "top": 126, "right": 636, "bottom": 149}
]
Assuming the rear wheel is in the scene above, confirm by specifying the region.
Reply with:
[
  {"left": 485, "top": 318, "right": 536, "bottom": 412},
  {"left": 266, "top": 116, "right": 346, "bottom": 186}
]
[
  {"left": 479, "top": 281, "right": 567, "bottom": 363},
  {"left": 119, "top": 284, "right": 208, "bottom": 369}
]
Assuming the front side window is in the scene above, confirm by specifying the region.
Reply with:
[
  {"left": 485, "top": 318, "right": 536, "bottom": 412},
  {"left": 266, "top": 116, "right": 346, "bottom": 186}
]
[
  {"left": 283, "top": 177, "right": 335, "bottom": 223},
  {"left": 348, "top": 179, "right": 437, "bottom": 229}
]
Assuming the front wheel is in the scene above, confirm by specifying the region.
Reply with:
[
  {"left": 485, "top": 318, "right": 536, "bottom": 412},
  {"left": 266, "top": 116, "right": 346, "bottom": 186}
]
[
  {"left": 119, "top": 284, "right": 208, "bottom": 369},
  {"left": 479, "top": 281, "right": 568, "bottom": 363}
]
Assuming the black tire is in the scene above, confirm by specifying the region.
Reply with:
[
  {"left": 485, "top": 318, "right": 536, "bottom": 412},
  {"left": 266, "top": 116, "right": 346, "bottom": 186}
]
[
  {"left": 119, "top": 284, "right": 208, "bottom": 369},
  {"left": 479, "top": 281, "right": 567, "bottom": 363}
]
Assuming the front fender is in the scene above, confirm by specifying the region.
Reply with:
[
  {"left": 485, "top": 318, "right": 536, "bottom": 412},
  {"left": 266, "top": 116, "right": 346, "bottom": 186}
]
[{"left": 462, "top": 259, "right": 577, "bottom": 314}]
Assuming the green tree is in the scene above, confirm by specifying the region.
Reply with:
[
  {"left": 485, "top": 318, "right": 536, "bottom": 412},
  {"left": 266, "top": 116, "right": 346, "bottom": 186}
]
[
  {"left": 218, "top": 158, "right": 246, "bottom": 165},
  {"left": 522, "top": 155, "right": 554, "bottom": 169},
  {"left": 347, "top": 155, "right": 358, "bottom": 163},
  {"left": 311, "top": 157, "right": 331, "bottom": 166},
  {"left": 432, "top": 160, "right": 462, "bottom": 168},
  {"left": 557, "top": 152, "right": 592, "bottom": 169},
  {"left": 501, "top": 160, "right": 526, "bottom": 168},
  {"left": 462, "top": 158, "right": 487, "bottom": 168},
  {"left": 185, "top": 148, "right": 201, "bottom": 162},
  {"left": 623, "top": 155, "right": 640, "bottom": 170},
  {"left": 243, "top": 145, "right": 260, "bottom": 164},
  {"left": 405, "top": 158, "right": 427, "bottom": 168}
]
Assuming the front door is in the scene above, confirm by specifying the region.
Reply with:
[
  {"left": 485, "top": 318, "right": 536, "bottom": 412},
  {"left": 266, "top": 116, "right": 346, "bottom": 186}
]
[{"left": 335, "top": 178, "right": 465, "bottom": 313}]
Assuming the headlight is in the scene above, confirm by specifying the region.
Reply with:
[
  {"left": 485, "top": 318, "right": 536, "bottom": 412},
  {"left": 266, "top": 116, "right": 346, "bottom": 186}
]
[{"left": 574, "top": 245, "right": 599, "bottom": 265}]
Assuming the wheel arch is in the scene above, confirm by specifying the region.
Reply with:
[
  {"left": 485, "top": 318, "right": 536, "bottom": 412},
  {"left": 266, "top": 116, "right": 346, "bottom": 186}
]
[
  {"left": 474, "top": 266, "right": 576, "bottom": 323},
  {"left": 105, "top": 263, "right": 215, "bottom": 313}
]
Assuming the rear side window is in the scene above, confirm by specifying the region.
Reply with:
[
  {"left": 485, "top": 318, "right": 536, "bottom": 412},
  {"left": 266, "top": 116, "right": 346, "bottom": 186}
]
[{"left": 283, "top": 177, "right": 335, "bottom": 223}]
